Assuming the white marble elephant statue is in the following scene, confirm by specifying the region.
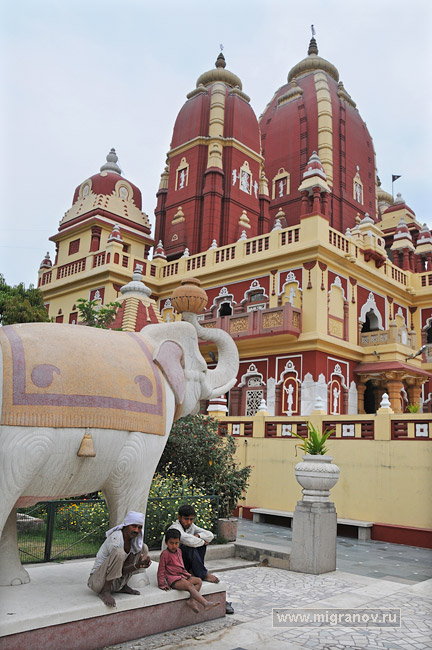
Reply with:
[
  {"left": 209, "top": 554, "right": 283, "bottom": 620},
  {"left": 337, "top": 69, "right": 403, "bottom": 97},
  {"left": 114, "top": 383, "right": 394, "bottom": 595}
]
[{"left": 0, "top": 312, "right": 239, "bottom": 586}]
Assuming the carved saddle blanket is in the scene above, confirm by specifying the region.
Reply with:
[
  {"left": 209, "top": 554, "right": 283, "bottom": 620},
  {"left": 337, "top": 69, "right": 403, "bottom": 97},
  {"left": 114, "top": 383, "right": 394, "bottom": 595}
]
[{"left": 0, "top": 324, "right": 165, "bottom": 435}]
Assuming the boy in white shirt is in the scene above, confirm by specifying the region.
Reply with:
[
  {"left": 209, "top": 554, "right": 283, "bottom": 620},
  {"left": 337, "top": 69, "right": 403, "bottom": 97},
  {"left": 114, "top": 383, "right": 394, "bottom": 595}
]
[{"left": 164, "top": 504, "right": 234, "bottom": 614}]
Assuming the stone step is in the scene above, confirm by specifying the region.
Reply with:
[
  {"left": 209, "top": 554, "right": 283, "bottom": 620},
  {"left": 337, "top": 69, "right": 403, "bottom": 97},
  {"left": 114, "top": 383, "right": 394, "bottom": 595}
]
[
  {"left": 206, "top": 557, "right": 260, "bottom": 572},
  {"left": 149, "top": 542, "right": 235, "bottom": 563},
  {"left": 234, "top": 539, "right": 291, "bottom": 570}
]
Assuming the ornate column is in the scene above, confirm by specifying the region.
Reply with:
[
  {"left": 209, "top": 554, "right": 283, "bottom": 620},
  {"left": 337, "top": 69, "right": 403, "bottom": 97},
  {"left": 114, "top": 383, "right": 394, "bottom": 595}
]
[
  {"left": 312, "top": 186, "right": 321, "bottom": 213},
  {"left": 90, "top": 226, "right": 102, "bottom": 252},
  {"left": 405, "top": 378, "right": 423, "bottom": 408},
  {"left": 300, "top": 190, "right": 310, "bottom": 215},
  {"left": 357, "top": 381, "right": 367, "bottom": 414},
  {"left": 386, "top": 373, "right": 404, "bottom": 414}
]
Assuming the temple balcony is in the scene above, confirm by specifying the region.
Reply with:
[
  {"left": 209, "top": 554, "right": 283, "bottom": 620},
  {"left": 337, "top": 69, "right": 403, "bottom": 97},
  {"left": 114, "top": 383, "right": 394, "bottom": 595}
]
[
  {"left": 199, "top": 301, "right": 302, "bottom": 340},
  {"left": 359, "top": 325, "right": 417, "bottom": 350}
]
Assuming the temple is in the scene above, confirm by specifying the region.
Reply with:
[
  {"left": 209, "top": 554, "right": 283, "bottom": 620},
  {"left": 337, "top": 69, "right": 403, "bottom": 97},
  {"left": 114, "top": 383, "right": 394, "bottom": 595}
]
[{"left": 38, "top": 38, "right": 432, "bottom": 417}]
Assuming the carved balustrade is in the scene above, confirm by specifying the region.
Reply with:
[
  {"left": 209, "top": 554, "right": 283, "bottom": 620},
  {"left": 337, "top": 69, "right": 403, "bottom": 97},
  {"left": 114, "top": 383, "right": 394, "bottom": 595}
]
[{"left": 201, "top": 302, "right": 301, "bottom": 339}]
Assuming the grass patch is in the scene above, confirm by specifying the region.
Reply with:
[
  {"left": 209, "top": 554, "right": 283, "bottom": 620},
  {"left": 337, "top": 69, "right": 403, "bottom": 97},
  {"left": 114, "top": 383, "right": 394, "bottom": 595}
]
[{"left": 18, "top": 528, "right": 101, "bottom": 563}]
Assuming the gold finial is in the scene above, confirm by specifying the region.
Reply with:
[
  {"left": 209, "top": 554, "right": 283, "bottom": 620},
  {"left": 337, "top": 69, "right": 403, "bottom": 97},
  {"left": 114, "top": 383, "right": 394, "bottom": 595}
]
[{"left": 171, "top": 278, "right": 208, "bottom": 314}]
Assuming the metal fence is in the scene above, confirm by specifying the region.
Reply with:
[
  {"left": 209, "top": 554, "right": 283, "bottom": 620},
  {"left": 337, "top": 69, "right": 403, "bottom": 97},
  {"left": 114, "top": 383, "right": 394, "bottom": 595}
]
[{"left": 17, "top": 494, "right": 219, "bottom": 564}]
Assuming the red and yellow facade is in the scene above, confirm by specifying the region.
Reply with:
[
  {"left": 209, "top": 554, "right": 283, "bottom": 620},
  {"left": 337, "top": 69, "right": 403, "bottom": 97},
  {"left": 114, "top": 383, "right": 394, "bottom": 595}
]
[{"left": 38, "top": 40, "right": 432, "bottom": 542}]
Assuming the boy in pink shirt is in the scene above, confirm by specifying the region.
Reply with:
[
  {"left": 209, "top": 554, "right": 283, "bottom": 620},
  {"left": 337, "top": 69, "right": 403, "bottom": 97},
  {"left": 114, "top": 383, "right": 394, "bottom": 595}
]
[{"left": 157, "top": 529, "right": 218, "bottom": 613}]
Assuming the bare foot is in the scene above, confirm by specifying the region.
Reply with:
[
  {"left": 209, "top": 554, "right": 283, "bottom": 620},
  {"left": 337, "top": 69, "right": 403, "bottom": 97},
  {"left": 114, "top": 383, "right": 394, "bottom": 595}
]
[
  {"left": 119, "top": 585, "right": 140, "bottom": 595},
  {"left": 186, "top": 598, "right": 199, "bottom": 613},
  {"left": 203, "top": 572, "right": 220, "bottom": 584},
  {"left": 98, "top": 591, "right": 116, "bottom": 607},
  {"left": 203, "top": 600, "right": 219, "bottom": 611}
]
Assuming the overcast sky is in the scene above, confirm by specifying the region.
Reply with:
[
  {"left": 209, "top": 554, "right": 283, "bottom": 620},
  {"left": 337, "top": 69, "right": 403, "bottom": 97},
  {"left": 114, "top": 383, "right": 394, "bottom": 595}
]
[{"left": 1, "top": 0, "right": 431, "bottom": 288}]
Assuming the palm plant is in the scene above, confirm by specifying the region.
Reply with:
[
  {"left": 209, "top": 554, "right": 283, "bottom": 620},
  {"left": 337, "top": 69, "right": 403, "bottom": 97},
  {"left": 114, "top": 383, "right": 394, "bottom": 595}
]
[{"left": 291, "top": 421, "right": 334, "bottom": 456}]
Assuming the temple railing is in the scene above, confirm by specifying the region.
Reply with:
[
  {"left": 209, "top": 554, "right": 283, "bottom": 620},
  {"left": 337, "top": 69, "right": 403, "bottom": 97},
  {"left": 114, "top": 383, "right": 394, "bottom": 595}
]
[{"left": 201, "top": 302, "right": 301, "bottom": 339}]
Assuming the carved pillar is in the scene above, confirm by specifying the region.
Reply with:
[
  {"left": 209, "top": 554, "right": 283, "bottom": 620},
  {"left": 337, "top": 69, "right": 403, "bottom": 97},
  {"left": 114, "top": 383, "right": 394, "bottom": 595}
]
[
  {"left": 402, "top": 248, "right": 409, "bottom": 271},
  {"left": 300, "top": 190, "right": 309, "bottom": 215},
  {"left": 321, "top": 192, "right": 329, "bottom": 216},
  {"left": 229, "top": 387, "right": 242, "bottom": 417},
  {"left": 405, "top": 378, "right": 423, "bottom": 408},
  {"left": 90, "top": 226, "right": 102, "bottom": 252},
  {"left": 386, "top": 375, "right": 404, "bottom": 413},
  {"left": 343, "top": 300, "right": 349, "bottom": 341},
  {"left": 275, "top": 384, "right": 282, "bottom": 415},
  {"left": 343, "top": 387, "right": 348, "bottom": 414},
  {"left": 357, "top": 381, "right": 366, "bottom": 414},
  {"left": 312, "top": 186, "right": 321, "bottom": 213}
]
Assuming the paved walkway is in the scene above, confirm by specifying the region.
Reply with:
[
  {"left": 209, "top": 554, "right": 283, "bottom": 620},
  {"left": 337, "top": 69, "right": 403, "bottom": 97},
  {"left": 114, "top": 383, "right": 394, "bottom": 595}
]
[{"left": 109, "top": 519, "right": 432, "bottom": 650}]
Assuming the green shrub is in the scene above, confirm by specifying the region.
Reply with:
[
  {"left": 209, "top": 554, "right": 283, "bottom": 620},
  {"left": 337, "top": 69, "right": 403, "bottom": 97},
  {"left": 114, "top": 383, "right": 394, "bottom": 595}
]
[
  {"left": 145, "top": 474, "right": 217, "bottom": 550},
  {"left": 156, "top": 414, "right": 251, "bottom": 518}
]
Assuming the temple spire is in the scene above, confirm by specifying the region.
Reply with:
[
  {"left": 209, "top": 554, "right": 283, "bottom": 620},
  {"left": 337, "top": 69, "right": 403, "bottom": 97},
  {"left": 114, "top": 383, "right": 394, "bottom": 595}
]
[{"left": 100, "top": 148, "right": 122, "bottom": 175}]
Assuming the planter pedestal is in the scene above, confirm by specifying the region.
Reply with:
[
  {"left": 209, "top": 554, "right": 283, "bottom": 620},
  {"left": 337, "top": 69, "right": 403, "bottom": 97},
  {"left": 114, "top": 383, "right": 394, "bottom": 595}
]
[
  {"left": 290, "top": 501, "right": 337, "bottom": 574},
  {"left": 290, "top": 454, "right": 340, "bottom": 575}
]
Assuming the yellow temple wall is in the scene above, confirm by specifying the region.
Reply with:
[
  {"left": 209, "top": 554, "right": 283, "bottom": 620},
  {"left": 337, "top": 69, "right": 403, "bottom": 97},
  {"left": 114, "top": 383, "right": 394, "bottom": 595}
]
[{"left": 219, "top": 413, "right": 432, "bottom": 529}]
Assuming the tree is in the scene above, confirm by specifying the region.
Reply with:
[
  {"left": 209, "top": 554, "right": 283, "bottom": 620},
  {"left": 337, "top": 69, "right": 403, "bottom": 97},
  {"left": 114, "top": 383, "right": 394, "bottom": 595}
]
[
  {"left": 76, "top": 297, "right": 121, "bottom": 329},
  {"left": 0, "top": 274, "right": 50, "bottom": 325},
  {"left": 156, "top": 414, "right": 251, "bottom": 518}
]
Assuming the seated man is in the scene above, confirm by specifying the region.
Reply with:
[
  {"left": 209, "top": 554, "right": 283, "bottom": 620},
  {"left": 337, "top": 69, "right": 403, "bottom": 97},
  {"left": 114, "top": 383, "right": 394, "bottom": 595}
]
[
  {"left": 88, "top": 510, "right": 151, "bottom": 607},
  {"left": 164, "top": 504, "right": 234, "bottom": 614}
]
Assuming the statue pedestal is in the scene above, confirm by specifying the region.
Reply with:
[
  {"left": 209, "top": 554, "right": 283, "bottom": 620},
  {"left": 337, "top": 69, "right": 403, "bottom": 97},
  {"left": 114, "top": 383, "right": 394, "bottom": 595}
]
[
  {"left": 0, "top": 560, "right": 225, "bottom": 649},
  {"left": 290, "top": 500, "right": 337, "bottom": 574}
]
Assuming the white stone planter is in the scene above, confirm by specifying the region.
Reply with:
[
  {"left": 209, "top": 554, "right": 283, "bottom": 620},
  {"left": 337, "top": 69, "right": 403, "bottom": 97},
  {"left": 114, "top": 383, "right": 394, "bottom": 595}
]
[{"left": 294, "top": 454, "right": 340, "bottom": 503}]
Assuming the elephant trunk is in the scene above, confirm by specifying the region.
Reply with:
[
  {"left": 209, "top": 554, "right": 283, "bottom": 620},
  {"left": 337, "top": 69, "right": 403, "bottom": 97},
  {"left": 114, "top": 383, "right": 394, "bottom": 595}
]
[{"left": 181, "top": 312, "right": 239, "bottom": 399}]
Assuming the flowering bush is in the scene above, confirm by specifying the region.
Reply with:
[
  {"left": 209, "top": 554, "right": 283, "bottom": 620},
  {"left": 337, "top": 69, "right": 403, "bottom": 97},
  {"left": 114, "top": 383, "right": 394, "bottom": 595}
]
[
  {"left": 156, "top": 415, "right": 251, "bottom": 518},
  {"left": 56, "top": 499, "right": 108, "bottom": 544},
  {"left": 145, "top": 474, "right": 217, "bottom": 550}
]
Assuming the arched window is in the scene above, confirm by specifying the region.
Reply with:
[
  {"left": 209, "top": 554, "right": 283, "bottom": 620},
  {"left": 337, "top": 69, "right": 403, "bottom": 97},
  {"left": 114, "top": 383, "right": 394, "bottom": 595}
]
[
  {"left": 218, "top": 302, "right": 233, "bottom": 317},
  {"left": 361, "top": 309, "right": 379, "bottom": 333}
]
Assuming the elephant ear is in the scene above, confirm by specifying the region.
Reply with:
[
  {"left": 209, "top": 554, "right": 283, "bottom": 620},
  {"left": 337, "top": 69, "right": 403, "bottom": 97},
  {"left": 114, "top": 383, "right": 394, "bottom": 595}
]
[{"left": 153, "top": 340, "right": 185, "bottom": 406}]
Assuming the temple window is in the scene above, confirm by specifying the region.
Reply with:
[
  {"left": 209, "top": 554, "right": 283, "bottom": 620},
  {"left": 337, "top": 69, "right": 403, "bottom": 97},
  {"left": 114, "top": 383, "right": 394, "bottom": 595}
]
[
  {"left": 361, "top": 308, "right": 379, "bottom": 332},
  {"left": 272, "top": 168, "right": 291, "bottom": 199},
  {"left": 246, "top": 387, "right": 264, "bottom": 416},
  {"left": 115, "top": 180, "right": 133, "bottom": 200},
  {"left": 68, "top": 239, "right": 80, "bottom": 255},
  {"left": 175, "top": 157, "right": 189, "bottom": 190},
  {"left": 353, "top": 167, "right": 363, "bottom": 204},
  {"left": 218, "top": 302, "right": 233, "bottom": 317},
  {"left": 239, "top": 161, "right": 252, "bottom": 195}
]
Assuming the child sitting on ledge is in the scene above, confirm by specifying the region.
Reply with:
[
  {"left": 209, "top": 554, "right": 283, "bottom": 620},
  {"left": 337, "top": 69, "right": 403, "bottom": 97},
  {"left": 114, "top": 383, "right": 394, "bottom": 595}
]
[{"left": 157, "top": 528, "right": 219, "bottom": 613}]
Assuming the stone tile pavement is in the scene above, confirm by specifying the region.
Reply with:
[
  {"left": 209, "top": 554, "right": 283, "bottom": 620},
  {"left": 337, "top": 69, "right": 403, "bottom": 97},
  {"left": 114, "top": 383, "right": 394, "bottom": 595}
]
[{"left": 108, "top": 520, "right": 432, "bottom": 650}]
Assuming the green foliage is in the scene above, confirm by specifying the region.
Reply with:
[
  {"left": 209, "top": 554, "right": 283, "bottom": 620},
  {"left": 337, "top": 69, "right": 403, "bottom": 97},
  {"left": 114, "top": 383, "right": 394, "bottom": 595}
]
[
  {"left": 76, "top": 297, "right": 121, "bottom": 328},
  {"left": 291, "top": 421, "right": 334, "bottom": 456},
  {"left": 157, "top": 414, "right": 251, "bottom": 518},
  {"left": 0, "top": 274, "right": 50, "bottom": 325},
  {"left": 406, "top": 403, "right": 421, "bottom": 413},
  {"left": 145, "top": 474, "right": 217, "bottom": 550}
]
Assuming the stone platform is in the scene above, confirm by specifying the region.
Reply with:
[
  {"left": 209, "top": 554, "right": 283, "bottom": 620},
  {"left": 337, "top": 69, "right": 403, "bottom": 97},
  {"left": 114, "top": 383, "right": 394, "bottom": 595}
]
[{"left": 0, "top": 559, "right": 226, "bottom": 650}]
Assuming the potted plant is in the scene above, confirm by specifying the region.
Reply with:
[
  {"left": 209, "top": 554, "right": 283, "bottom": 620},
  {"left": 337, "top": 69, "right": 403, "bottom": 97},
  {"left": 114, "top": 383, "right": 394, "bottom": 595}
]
[{"left": 291, "top": 422, "right": 340, "bottom": 503}]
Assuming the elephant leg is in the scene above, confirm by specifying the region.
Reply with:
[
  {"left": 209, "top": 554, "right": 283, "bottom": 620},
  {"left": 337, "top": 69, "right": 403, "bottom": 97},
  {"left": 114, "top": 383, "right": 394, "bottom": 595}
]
[
  {"left": 0, "top": 427, "right": 55, "bottom": 585},
  {"left": 103, "top": 431, "right": 168, "bottom": 528},
  {"left": 0, "top": 509, "right": 30, "bottom": 586}
]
